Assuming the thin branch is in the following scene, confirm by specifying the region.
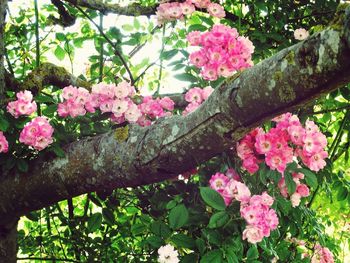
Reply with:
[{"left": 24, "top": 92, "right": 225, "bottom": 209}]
[
  {"left": 17, "top": 257, "right": 79, "bottom": 262},
  {"left": 71, "top": 3, "right": 135, "bottom": 85}
]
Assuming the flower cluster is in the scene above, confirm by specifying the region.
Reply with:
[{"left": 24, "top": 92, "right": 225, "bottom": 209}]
[
  {"left": 58, "top": 82, "right": 175, "bottom": 127},
  {"left": 187, "top": 24, "right": 254, "bottom": 81},
  {"left": 0, "top": 132, "right": 9, "bottom": 153},
  {"left": 157, "top": 244, "right": 179, "bottom": 263},
  {"left": 156, "top": 0, "right": 225, "bottom": 25},
  {"left": 278, "top": 172, "right": 310, "bottom": 207},
  {"left": 311, "top": 244, "right": 334, "bottom": 263},
  {"left": 183, "top": 86, "right": 214, "bottom": 115},
  {"left": 294, "top": 28, "right": 309, "bottom": 40},
  {"left": 237, "top": 113, "right": 328, "bottom": 174},
  {"left": 209, "top": 171, "right": 250, "bottom": 206},
  {"left": 7, "top": 90, "right": 37, "bottom": 118},
  {"left": 241, "top": 192, "right": 279, "bottom": 244},
  {"left": 57, "top": 86, "right": 95, "bottom": 118},
  {"left": 19, "top": 117, "right": 54, "bottom": 151},
  {"left": 209, "top": 170, "right": 279, "bottom": 244}
]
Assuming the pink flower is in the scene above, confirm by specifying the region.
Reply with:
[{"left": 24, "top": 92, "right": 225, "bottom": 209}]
[
  {"left": 225, "top": 168, "right": 240, "bottom": 181},
  {"left": 207, "top": 3, "right": 226, "bottom": 18},
  {"left": 112, "top": 99, "right": 128, "bottom": 117},
  {"left": 296, "top": 184, "right": 310, "bottom": 197},
  {"left": 0, "top": 132, "right": 9, "bottom": 153},
  {"left": 294, "top": 28, "right": 309, "bottom": 40},
  {"left": 182, "top": 102, "right": 201, "bottom": 115},
  {"left": 189, "top": 50, "right": 208, "bottom": 67},
  {"left": 7, "top": 90, "right": 37, "bottom": 118},
  {"left": 180, "top": 2, "right": 195, "bottom": 15},
  {"left": 159, "top": 97, "right": 175, "bottom": 111},
  {"left": 290, "top": 192, "right": 301, "bottom": 207},
  {"left": 186, "top": 31, "right": 202, "bottom": 46},
  {"left": 19, "top": 117, "right": 54, "bottom": 151},
  {"left": 184, "top": 87, "right": 203, "bottom": 103},
  {"left": 62, "top": 85, "right": 78, "bottom": 100},
  {"left": 124, "top": 103, "right": 142, "bottom": 123},
  {"left": 209, "top": 172, "right": 229, "bottom": 192},
  {"left": 311, "top": 245, "right": 334, "bottom": 263},
  {"left": 242, "top": 225, "right": 264, "bottom": 244}
]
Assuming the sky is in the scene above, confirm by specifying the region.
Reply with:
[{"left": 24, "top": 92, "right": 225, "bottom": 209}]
[{"left": 8, "top": 0, "right": 186, "bottom": 95}]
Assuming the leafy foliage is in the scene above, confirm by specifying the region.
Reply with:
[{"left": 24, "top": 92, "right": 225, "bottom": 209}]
[{"left": 1, "top": 0, "right": 349, "bottom": 262}]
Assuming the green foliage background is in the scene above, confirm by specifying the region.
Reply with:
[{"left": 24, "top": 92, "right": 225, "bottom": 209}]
[{"left": 1, "top": 0, "right": 349, "bottom": 262}]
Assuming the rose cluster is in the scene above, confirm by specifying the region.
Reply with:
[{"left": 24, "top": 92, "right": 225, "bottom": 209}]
[
  {"left": 209, "top": 170, "right": 279, "bottom": 244},
  {"left": 241, "top": 192, "right": 279, "bottom": 244},
  {"left": 187, "top": 24, "right": 254, "bottom": 81},
  {"left": 237, "top": 113, "right": 328, "bottom": 174},
  {"left": 7, "top": 90, "right": 37, "bottom": 118},
  {"left": 278, "top": 172, "right": 310, "bottom": 207},
  {"left": 156, "top": 0, "right": 225, "bottom": 25},
  {"left": 311, "top": 244, "right": 335, "bottom": 263},
  {"left": 19, "top": 117, "right": 54, "bottom": 151},
  {"left": 58, "top": 82, "right": 175, "bottom": 127},
  {"left": 0, "top": 131, "right": 9, "bottom": 153},
  {"left": 183, "top": 86, "right": 214, "bottom": 115},
  {"left": 57, "top": 86, "right": 95, "bottom": 118}
]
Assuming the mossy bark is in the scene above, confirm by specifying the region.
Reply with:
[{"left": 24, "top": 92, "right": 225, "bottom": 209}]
[{"left": 0, "top": 219, "right": 18, "bottom": 263}]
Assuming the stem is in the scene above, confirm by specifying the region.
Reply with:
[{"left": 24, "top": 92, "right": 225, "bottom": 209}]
[
  {"left": 34, "top": 0, "right": 40, "bottom": 68},
  {"left": 72, "top": 4, "right": 135, "bottom": 85},
  {"left": 156, "top": 25, "right": 166, "bottom": 96},
  {"left": 99, "top": 12, "right": 104, "bottom": 82}
]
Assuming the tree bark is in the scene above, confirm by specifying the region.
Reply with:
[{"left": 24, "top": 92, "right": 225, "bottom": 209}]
[
  {"left": 0, "top": 4, "right": 350, "bottom": 226},
  {"left": 0, "top": 0, "right": 7, "bottom": 102},
  {"left": 0, "top": 219, "right": 18, "bottom": 263},
  {"left": 0, "top": 2, "right": 18, "bottom": 262}
]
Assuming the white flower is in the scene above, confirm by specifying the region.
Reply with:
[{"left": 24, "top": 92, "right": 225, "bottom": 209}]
[
  {"left": 157, "top": 244, "right": 179, "bottom": 263},
  {"left": 294, "top": 28, "right": 309, "bottom": 40}
]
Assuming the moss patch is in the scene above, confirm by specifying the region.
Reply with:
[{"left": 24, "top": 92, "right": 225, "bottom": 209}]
[{"left": 114, "top": 126, "right": 129, "bottom": 143}]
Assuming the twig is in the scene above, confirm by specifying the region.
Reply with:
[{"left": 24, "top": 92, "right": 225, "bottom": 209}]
[{"left": 71, "top": 4, "right": 135, "bottom": 85}]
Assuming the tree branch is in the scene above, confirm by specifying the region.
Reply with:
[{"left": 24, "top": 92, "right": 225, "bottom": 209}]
[
  {"left": 0, "top": 5, "right": 350, "bottom": 224},
  {"left": 63, "top": 0, "right": 156, "bottom": 17}
]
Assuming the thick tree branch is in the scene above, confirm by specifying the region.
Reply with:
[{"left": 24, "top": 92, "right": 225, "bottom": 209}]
[
  {"left": 5, "top": 62, "right": 91, "bottom": 92},
  {"left": 0, "top": 5, "right": 350, "bottom": 225},
  {"left": 63, "top": 0, "right": 156, "bottom": 17}
]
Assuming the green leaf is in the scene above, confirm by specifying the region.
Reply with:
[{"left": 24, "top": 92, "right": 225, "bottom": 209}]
[
  {"left": 174, "top": 73, "right": 197, "bottom": 83},
  {"left": 337, "top": 187, "right": 348, "bottom": 201},
  {"left": 42, "top": 105, "right": 58, "bottom": 116},
  {"left": 122, "top": 24, "right": 134, "bottom": 31},
  {"left": 297, "top": 168, "right": 318, "bottom": 188},
  {"left": 200, "top": 187, "right": 226, "bottom": 211},
  {"left": 51, "top": 144, "right": 65, "bottom": 158},
  {"left": 161, "top": 49, "right": 178, "bottom": 60},
  {"left": 54, "top": 45, "right": 66, "bottom": 60},
  {"left": 181, "top": 253, "right": 198, "bottom": 263},
  {"left": 35, "top": 94, "right": 55, "bottom": 103},
  {"left": 188, "top": 24, "right": 208, "bottom": 32},
  {"left": 0, "top": 117, "right": 9, "bottom": 131},
  {"left": 247, "top": 246, "right": 259, "bottom": 260},
  {"left": 169, "top": 204, "right": 189, "bottom": 229},
  {"left": 87, "top": 213, "right": 102, "bottom": 232},
  {"left": 200, "top": 249, "right": 223, "bottom": 263},
  {"left": 102, "top": 208, "right": 115, "bottom": 226},
  {"left": 55, "top": 32, "right": 66, "bottom": 41},
  {"left": 226, "top": 250, "right": 239, "bottom": 263},
  {"left": 151, "top": 221, "right": 171, "bottom": 239},
  {"left": 131, "top": 223, "right": 146, "bottom": 235},
  {"left": 170, "top": 233, "right": 196, "bottom": 249},
  {"left": 208, "top": 211, "right": 229, "bottom": 228},
  {"left": 17, "top": 159, "right": 28, "bottom": 173},
  {"left": 146, "top": 235, "right": 163, "bottom": 248},
  {"left": 284, "top": 172, "right": 296, "bottom": 195}
]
